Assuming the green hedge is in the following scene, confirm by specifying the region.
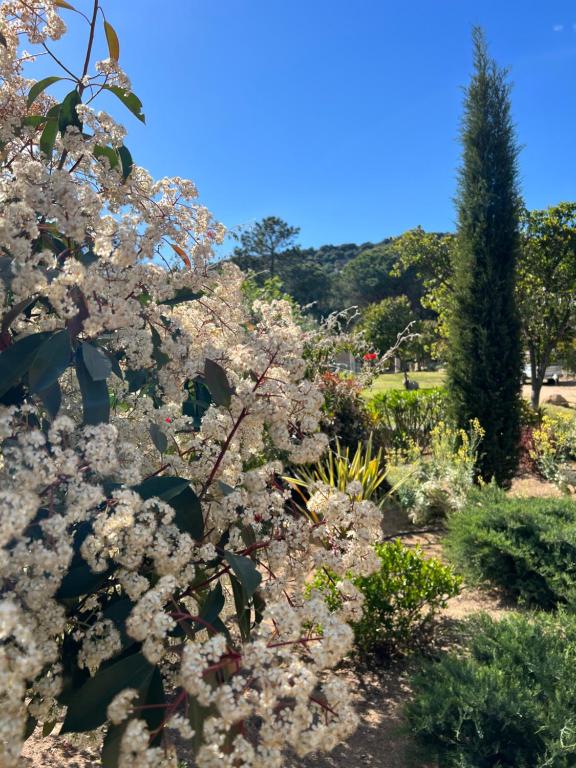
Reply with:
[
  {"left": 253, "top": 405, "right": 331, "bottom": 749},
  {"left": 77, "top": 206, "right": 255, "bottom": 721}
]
[
  {"left": 368, "top": 387, "right": 448, "bottom": 450},
  {"left": 407, "top": 611, "right": 576, "bottom": 768},
  {"left": 445, "top": 488, "right": 576, "bottom": 609}
]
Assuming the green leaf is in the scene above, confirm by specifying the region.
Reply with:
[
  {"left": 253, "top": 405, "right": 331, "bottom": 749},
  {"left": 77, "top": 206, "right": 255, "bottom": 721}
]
[
  {"left": 103, "top": 85, "right": 145, "bottom": 123},
  {"left": 204, "top": 359, "right": 234, "bottom": 407},
  {"left": 24, "top": 715, "right": 37, "bottom": 740},
  {"left": 188, "top": 698, "right": 216, "bottom": 758},
  {"left": 253, "top": 589, "right": 266, "bottom": 625},
  {"left": 225, "top": 552, "right": 262, "bottom": 600},
  {"left": 106, "top": 351, "right": 123, "bottom": 379},
  {"left": 101, "top": 721, "right": 128, "bottom": 768},
  {"left": 151, "top": 327, "right": 169, "bottom": 369},
  {"left": 149, "top": 422, "right": 168, "bottom": 453},
  {"left": 57, "top": 634, "right": 90, "bottom": 707},
  {"left": 42, "top": 720, "right": 57, "bottom": 737},
  {"left": 54, "top": 0, "right": 77, "bottom": 9},
  {"left": 161, "top": 287, "right": 203, "bottom": 307},
  {"left": 93, "top": 144, "right": 119, "bottom": 169},
  {"left": 27, "top": 76, "right": 63, "bottom": 108},
  {"left": 132, "top": 475, "right": 190, "bottom": 503},
  {"left": 132, "top": 476, "right": 204, "bottom": 539},
  {"left": 57, "top": 562, "right": 112, "bottom": 599},
  {"left": 76, "top": 354, "right": 110, "bottom": 425},
  {"left": 39, "top": 106, "right": 60, "bottom": 157},
  {"left": 28, "top": 330, "right": 71, "bottom": 393},
  {"left": 170, "top": 485, "right": 204, "bottom": 540},
  {"left": 61, "top": 652, "right": 154, "bottom": 733},
  {"left": 0, "top": 331, "right": 52, "bottom": 397},
  {"left": 102, "top": 598, "right": 134, "bottom": 648},
  {"left": 117, "top": 145, "right": 133, "bottom": 180},
  {"left": 182, "top": 377, "right": 212, "bottom": 429},
  {"left": 1, "top": 297, "right": 35, "bottom": 333},
  {"left": 58, "top": 89, "right": 82, "bottom": 136},
  {"left": 229, "top": 573, "right": 251, "bottom": 642},
  {"left": 37, "top": 380, "right": 62, "bottom": 420},
  {"left": 82, "top": 342, "right": 112, "bottom": 381},
  {"left": 21, "top": 115, "right": 49, "bottom": 129},
  {"left": 103, "top": 20, "right": 120, "bottom": 61},
  {"left": 141, "top": 666, "right": 165, "bottom": 743},
  {"left": 199, "top": 582, "right": 225, "bottom": 628},
  {"left": 218, "top": 480, "right": 235, "bottom": 496},
  {"left": 126, "top": 368, "right": 147, "bottom": 392}
]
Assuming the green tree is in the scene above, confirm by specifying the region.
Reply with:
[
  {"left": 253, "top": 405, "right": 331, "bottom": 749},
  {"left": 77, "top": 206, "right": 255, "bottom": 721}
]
[
  {"left": 361, "top": 295, "right": 416, "bottom": 361},
  {"left": 393, "top": 227, "right": 456, "bottom": 358},
  {"left": 338, "top": 241, "right": 424, "bottom": 309},
  {"left": 448, "top": 28, "right": 523, "bottom": 484},
  {"left": 232, "top": 216, "right": 300, "bottom": 278},
  {"left": 518, "top": 202, "right": 576, "bottom": 408}
]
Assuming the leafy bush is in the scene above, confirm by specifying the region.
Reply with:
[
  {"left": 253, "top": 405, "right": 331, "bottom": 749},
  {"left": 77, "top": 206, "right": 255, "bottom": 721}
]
[
  {"left": 318, "top": 371, "right": 375, "bottom": 449},
  {"left": 390, "top": 419, "right": 483, "bottom": 524},
  {"left": 406, "top": 611, "right": 576, "bottom": 768},
  {"left": 368, "top": 387, "right": 448, "bottom": 450},
  {"left": 310, "top": 540, "right": 461, "bottom": 656},
  {"left": 445, "top": 489, "right": 576, "bottom": 608},
  {"left": 530, "top": 412, "right": 576, "bottom": 489}
]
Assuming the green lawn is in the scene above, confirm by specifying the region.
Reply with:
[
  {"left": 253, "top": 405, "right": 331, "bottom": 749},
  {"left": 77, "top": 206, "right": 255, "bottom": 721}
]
[{"left": 365, "top": 370, "right": 446, "bottom": 397}]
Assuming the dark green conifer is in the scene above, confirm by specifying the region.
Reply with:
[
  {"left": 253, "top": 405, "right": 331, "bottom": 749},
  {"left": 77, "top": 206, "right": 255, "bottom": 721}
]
[{"left": 448, "top": 28, "right": 522, "bottom": 484}]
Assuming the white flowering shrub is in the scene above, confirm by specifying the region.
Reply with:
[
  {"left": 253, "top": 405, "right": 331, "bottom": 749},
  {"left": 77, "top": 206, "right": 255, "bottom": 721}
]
[{"left": 0, "top": 3, "right": 383, "bottom": 766}]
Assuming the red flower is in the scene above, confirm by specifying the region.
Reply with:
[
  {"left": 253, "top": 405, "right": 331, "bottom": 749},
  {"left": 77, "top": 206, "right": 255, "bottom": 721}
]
[
  {"left": 165, "top": 417, "right": 172, "bottom": 423},
  {"left": 363, "top": 352, "right": 377, "bottom": 361}
]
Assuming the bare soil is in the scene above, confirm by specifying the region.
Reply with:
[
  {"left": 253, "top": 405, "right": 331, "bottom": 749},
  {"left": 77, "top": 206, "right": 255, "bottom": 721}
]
[{"left": 20, "top": 477, "right": 560, "bottom": 768}]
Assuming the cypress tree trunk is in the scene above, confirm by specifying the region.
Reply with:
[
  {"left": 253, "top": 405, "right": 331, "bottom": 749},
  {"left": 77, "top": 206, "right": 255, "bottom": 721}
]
[{"left": 448, "top": 28, "right": 523, "bottom": 484}]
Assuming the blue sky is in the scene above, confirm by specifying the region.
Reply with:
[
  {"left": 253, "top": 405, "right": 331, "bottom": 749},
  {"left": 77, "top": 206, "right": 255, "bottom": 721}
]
[{"left": 42, "top": 1, "right": 576, "bottom": 250}]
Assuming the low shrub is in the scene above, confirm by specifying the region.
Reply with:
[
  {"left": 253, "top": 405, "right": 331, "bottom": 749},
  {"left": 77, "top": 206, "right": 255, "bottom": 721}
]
[
  {"left": 390, "top": 419, "right": 483, "bottom": 524},
  {"left": 368, "top": 387, "right": 448, "bottom": 451},
  {"left": 530, "top": 411, "right": 576, "bottom": 490},
  {"left": 445, "top": 489, "right": 576, "bottom": 609},
  {"left": 310, "top": 539, "right": 461, "bottom": 656},
  {"left": 406, "top": 611, "right": 576, "bottom": 768},
  {"left": 319, "top": 371, "right": 376, "bottom": 449}
]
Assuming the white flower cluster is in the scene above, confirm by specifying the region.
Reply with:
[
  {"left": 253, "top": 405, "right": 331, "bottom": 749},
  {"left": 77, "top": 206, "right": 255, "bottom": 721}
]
[{"left": 0, "top": 4, "right": 383, "bottom": 767}]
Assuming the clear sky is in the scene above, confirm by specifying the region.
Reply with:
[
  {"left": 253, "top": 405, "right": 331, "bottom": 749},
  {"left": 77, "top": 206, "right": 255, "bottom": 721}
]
[{"left": 43, "top": 0, "right": 576, "bottom": 250}]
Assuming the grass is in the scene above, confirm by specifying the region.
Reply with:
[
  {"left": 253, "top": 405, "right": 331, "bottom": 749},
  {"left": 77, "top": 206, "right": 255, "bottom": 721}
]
[{"left": 365, "top": 370, "right": 445, "bottom": 397}]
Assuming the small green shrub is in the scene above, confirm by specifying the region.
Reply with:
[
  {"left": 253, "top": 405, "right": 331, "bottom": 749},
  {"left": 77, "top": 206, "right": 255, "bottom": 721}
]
[
  {"left": 445, "top": 489, "right": 576, "bottom": 609},
  {"left": 406, "top": 611, "right": 576, "bottom": 768},
  {"left": 319, "top": 370, "right": 376, "bottom": 450},
  {"left": 311, "top": 539, "right": 461, "bottom": 656},
  {"left": 530, "top": 412, "right": 576, "bottom": 490},
  {"left": 368, "top": 387, "right": 448, "bottom": 450},
  {"left": 389, "top": 419, "right": 483, "bottom": 524}
]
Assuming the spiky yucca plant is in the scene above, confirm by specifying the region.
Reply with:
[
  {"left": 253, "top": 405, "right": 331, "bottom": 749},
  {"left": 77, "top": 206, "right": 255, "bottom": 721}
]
[{"left": 284, "top": 435, "right": 391, "bottom": 518}]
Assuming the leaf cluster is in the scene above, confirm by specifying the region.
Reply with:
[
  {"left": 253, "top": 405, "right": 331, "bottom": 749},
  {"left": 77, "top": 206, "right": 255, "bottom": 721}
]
[{"left": 311, "top": 540, "right": 460, "bottom": 657}]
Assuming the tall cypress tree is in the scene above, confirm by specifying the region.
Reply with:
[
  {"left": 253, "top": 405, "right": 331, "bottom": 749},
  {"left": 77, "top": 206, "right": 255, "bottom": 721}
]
[{"left": 448, "top": 28, "right": 522, "bottom": 484}]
